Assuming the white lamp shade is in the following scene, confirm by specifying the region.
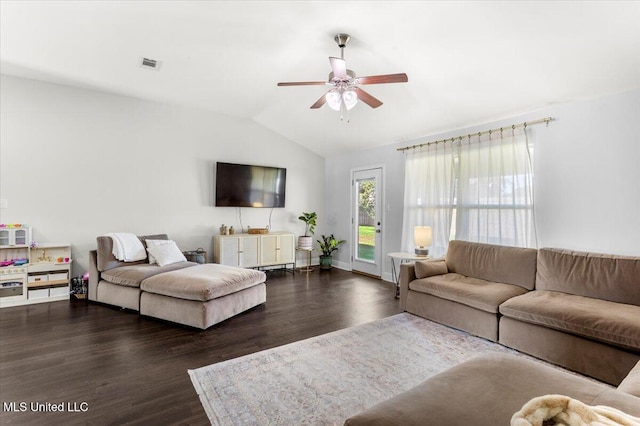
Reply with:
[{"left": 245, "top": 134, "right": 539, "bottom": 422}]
[
  {"left": 414, "top": 226, "right": 432, "bottom": 247},
  {"left": 326, "top": 90, "right": 342, "bottom": 111},
  {"left": 342, "top": 90, "right": 358, "bottom": 110}
]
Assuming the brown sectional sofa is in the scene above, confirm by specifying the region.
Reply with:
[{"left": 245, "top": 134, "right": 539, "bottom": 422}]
[
  {"left": 345, "top": 353, "right": 640, "bottom": 425},
  {"left": 399, "top": 240, "right": 640, "bottom": 386},
  {"left": 347, "top": 243, "right": 640, "bottom": 424}
]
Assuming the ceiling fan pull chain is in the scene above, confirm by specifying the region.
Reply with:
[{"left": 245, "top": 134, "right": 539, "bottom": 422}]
[{"left": 341, "top": 100, "right": 351, "bottom": 124}]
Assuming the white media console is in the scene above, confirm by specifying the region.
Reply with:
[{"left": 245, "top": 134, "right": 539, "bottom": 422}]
[{"left": 214, "top": 232, "right": 295, "bottom": 270}]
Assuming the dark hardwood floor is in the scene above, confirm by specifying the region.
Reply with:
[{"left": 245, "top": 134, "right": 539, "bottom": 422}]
[{"left": 0, "top": 269, "right": 401, "bottom": 425}]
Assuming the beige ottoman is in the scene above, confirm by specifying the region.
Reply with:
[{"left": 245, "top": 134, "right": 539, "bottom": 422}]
[{"left": 140, "top": 263, "right": 266, "bottom": 329}]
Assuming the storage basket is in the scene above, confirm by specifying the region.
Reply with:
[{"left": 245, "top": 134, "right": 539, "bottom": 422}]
[
  {"left": 247, "top": 228, "right": 269, "bottom": 234},
  {"left": 183, "top": 248, "right": 207, "bottom": 264}
]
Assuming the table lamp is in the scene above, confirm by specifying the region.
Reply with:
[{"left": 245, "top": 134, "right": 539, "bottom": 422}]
[{"left": 414, "top": 226, "right": 432, "bottom": 257}]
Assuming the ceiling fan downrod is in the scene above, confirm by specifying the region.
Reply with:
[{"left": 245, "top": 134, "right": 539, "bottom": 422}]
[{"left": 334, "top": 33, "right": 350, "bottom": 60}]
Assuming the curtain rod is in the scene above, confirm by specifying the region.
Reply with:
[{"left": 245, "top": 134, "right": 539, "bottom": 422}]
[{"left": 396, "top": 117, "right": 553, "bottom": 152}]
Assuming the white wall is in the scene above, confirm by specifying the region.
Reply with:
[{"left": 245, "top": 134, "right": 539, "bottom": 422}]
[
  {"left": 325, "top": 89, "right": 640, "bottom": 281},
  {"left": 0, "top": 75, "right": 325, "bottom": 275},
  {"left": 3, "top": 74, "right": 637, "bottom": 281},
  {"left": 533, "top": 90, "right": 640, "bottom": 255},
  {"left": 324, "top": 146, "right": 405, "bottom": 280}
]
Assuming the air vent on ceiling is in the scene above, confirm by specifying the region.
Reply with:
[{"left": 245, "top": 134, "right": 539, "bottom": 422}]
[{"left": 140, "top": 57, "right": 161, "bottom": 70}]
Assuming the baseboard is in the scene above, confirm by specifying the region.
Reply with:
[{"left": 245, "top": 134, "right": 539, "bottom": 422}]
[
  {"left": 332, "top": 262, "right": 392, "bottom": 282},
  {"left": 332, "top": 260, "right": 351, "bottom": 271},
  {"left": 381, "top": 271, "right": 393, "bottom": 283}
]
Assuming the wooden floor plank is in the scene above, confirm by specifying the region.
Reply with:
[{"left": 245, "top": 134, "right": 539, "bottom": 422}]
[{"left": 0, "top": 269, "right": 400, "bottom": 425}]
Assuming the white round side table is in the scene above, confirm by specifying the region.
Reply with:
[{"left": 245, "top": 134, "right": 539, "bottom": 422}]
[{"left": 387, "top": 252, "right": 428, "bottom": 298}]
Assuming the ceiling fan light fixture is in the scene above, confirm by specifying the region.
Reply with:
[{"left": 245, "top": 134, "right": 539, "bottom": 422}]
[
  {"left": 326, "top": 90, "right": 342, "bottom": 111},
  {"left": 342, "top": 90, "right": 358, "bottom": 110},
  {"left": 277, "top": 33, "right": 408, "bottom": 115}
]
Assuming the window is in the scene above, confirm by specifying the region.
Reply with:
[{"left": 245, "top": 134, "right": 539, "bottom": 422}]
[{"left": 402, "top": 128, "right": 535, "bottom": 257}]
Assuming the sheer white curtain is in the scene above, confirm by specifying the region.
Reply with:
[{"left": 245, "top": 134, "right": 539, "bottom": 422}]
[
  {"left": 455, "top": 127, "right": 536, "bottom": 248},
  {"left": 401, "top": 142, "right": 455, "bottom": 258}
]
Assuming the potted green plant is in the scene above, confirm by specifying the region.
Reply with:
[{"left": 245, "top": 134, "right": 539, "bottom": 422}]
[
  {"left": 297, "top": 212, "right": 317, "bottom": 249},
  {"left": 317, "top": 234, "right": 346, "bottom": 270}
]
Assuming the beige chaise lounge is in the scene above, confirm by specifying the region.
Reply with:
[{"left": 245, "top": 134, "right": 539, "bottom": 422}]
[{"left": 88, "top": 234, "right": 266, "bottom": 329}]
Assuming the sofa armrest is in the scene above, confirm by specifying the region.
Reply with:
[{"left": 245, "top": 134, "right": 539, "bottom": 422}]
[
  {"left": 618, "top": 360, "right": 640, "bottom": 397},
  {"left": 88, "top": 250, "right": 99, "bottom": 301},
  {"left": 399, "top": 262, "right": 416, "bottom": 310}
]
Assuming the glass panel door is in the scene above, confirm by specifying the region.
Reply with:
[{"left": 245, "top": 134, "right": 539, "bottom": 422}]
[{"left": 352, "top": 168, "right": 383, "bottom": 277}]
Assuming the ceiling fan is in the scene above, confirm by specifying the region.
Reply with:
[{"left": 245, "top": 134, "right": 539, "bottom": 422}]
[{"left": 277, "top": 34, "right": 408, "bottom": 113}]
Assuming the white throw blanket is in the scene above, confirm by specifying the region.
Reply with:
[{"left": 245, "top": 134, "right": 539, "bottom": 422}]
[
  {"left": 511, "top": 394, "right": 640, "bottom": 426},
  {"left": 105, "top": 232, "right": 147, "bottom": 262}
]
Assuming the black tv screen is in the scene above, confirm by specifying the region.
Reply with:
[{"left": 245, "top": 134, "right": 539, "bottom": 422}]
[{"left": 215, "top": 162, "right": 286, "bottom": 208}]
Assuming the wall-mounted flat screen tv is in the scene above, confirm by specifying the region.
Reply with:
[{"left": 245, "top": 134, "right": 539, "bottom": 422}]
[{"left": 215, "top": 162, "right": 286, "bottom": 208}]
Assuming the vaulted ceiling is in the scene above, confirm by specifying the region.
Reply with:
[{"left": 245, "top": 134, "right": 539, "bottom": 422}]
[{"left": 1, "top": 1, "right": 639, "bottom": 157}]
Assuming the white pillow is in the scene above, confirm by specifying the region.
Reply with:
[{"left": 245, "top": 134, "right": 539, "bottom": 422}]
[
  {"left": 145, "top": 239, "right": 172, "bottom": 264},
  {"left": 146, "top": 241, "right": 187, "bottom": 267}
]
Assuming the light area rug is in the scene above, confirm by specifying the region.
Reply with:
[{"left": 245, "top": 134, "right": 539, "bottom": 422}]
[{"left": 189, "top": 313, "right": 520, "bottom": 425}]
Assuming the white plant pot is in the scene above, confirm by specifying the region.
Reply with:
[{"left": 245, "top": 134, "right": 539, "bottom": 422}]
[{"left": 298, "top": 236, "right": 313, "bottom": 250}]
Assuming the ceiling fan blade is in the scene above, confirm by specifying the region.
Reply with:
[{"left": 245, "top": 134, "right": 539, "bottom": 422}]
[
  {"left": 354, "top": 87, "right": 383, "bottom": 109},
  {"left": 278, "top": 81, "right": 327, "bottom": 86},
  {"left": 329, "top": 57, "right": 347, "bottom": 79},
  {"left": 310, "top": 92, "right": 328, "bottom": 109},
  {"left": 356, "top": 73, "right": 408, "bottom": 85}
]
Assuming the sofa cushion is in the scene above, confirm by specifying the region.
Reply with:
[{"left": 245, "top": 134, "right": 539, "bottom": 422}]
[
  {"left": 500, "top": 291, "right": 640, "bottom": 351},
  {"left": 536, "top": 248, "right": 640, "bottom": 306},
  {"left": 97, "top": 234, "right": 168, "bottom": 272},
  {"left": 618, "top": 360, "right": 640, "bottom": 397},
  {"left": 410, "top": 273, "right": 529, "bottom": 314},
  {"left": 445, "top": 240, "right": 538, "bottom": 290},
  {"left": 141, "top": 263, "right": 266, "bottom": 301},
  {"left": 101, "top": 262, "right": 196, "bottom": 287},
  {"left": 414, "top": 259, "right": 448, "bottom": 279},
  {"left": 344, "top": 353, "right": 640, "bottom": 426},
  {"left": 590, "top": 388, "right": 640, "bottom": 418}
]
